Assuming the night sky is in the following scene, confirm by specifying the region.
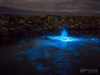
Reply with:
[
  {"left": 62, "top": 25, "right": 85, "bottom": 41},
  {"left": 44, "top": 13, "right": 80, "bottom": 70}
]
[{"left": 0, "top": 0, "right": 100, "bottom": 15}]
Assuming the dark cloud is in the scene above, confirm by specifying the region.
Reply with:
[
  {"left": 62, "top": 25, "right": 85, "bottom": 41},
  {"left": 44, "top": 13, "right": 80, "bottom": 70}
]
[{"left": 0, "top": 0, "right": 100, "bottom": 15}]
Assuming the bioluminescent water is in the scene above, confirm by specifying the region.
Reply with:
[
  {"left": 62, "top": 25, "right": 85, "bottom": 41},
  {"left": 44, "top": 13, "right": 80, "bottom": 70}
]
[
  {"left": 46, "top": 29, "right": 98, "bottom": 42},
  {"left": 47, "top": 29, "right": 80, "bottom": 42},
  {"left": 15, "top": 29, "right": 100, "bottom": 75},
  {"left": 61, "top": 29, "right": 68, "bottom": 37}
]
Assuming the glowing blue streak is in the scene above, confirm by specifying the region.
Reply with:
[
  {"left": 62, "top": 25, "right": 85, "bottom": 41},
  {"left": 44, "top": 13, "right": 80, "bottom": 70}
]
[
  {"left": 61, "top": 29, "right": 68, "bottom": 37},
  {"left": 48, "top": 36, "right": 80, "bottom": 42},
  {"left": 46, "top": 29, "right": 81, "bottom": 42},
  {"left": 46, "top": 29, "right": 99, "bottom": 42}
]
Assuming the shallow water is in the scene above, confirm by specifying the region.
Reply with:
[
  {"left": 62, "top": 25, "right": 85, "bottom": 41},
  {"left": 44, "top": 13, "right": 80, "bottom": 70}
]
[{"left": 0, "top": 35, "right": 100, "bottom": 75}]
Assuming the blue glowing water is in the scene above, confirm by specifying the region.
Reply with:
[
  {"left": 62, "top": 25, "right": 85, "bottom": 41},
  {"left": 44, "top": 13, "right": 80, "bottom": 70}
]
[
  {"left": 15, "top": 29, "right": 100, "bottom": 75},
  {"left": 46, "top": 29, "right": 99, "bottom": 42},
  {"left": 47, "top": 29, "right": 81, "bottom": 42},
  {"left": 61, "top": 29, "right": 68, "bottom": 37}
]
